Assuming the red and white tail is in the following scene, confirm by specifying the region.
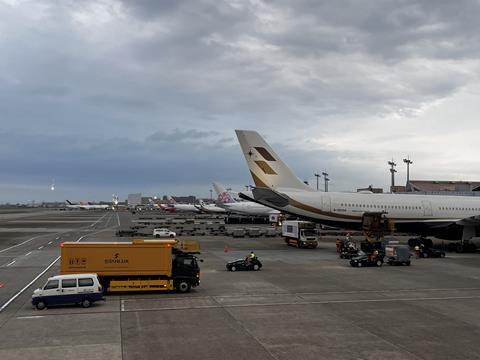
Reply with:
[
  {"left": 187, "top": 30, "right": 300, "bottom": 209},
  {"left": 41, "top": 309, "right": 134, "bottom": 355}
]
[{"left": 213, "top": 182, "right": 236, "bottom": 204}]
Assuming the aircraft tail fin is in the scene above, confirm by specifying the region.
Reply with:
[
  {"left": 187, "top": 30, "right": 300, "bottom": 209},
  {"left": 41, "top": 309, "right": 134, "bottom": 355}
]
[
  {"left": 235, "top": 130, "right": 313, "bottom": 191},
  {"left": 213, "top": 182, "right": 236, "bottom": 204},
  {"left": 66, "top": 200, "right": 73, "bottom": 205}
]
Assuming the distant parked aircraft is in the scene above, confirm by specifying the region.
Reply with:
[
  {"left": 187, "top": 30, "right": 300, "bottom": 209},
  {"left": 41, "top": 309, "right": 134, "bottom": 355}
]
[
  {"left": 213, "top": 182, "right": 280, "bottom": 217},
  {"left": 65, "top": 200, "right": 110, "bottom": 210}
]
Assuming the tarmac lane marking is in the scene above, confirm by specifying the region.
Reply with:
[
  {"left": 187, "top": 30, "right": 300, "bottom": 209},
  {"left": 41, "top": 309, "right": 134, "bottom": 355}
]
[
  {"left": 16, "top": 315, "right": 44, "bottom": 319},
  {"left": 120, "top": 294, "right": 480, "bottom": 313},
  {"left": 90, "top": 212, "right": 109, "bottom": 227},
  {"left": 6, "top": 260, "right": 16, "bottom": 267},
  {"left": 0, "top": 255, "right": 60, "bottom": 313},
  {"left": 24, "top": 251, "right": 32, "bottom": 257},
  {"left": 38, "top": 246, "right": 44, "bottom": 250},
  {"left": 0, "top": 235, "right": 43, "bottom": 254}
]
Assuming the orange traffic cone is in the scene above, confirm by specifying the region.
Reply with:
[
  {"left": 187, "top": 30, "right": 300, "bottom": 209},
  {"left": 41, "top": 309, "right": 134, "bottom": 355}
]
[{"left": 224, "top": 245, "right": 229, "bottom": 253}]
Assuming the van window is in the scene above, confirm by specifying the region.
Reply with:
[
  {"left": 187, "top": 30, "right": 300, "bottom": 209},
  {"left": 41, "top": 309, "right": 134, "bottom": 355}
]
[
  {"left": 61, "top": 279, "right": 77, "bottom": 288},
  {"left": 44, "top": 280, "right": 59, "bottom": 290},
  {"left": 286, "top": 225, "right": 293, "bottom": 232},
  {"left": 78, "top": 278, "right": 94, "bottom": 287}
]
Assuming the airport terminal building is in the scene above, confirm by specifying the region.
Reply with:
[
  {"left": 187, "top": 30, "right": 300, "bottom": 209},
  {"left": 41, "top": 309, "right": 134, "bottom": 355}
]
[{"left": 404, "top": 180, "right": 480, "bottom": 196}]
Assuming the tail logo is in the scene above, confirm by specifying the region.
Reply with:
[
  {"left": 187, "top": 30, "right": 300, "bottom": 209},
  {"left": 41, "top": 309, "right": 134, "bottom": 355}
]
[
  {"left": 248, "top": 147, "right": 276, "bottom": 162},
  {"left": 218, "top": 192, "right": 234, "bottom": 203},
  {"left": 254, "top": 147, "right": 276, "bottom": 161},
  {"left": 255, "top": 160, "right": 277, "bottom": 175}
]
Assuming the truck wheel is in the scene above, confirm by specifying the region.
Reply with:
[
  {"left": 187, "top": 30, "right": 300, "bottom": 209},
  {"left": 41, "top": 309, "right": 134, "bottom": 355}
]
[
  {"left": 155, "top": 235, "right": 160, "bottom": 238},
  {"left": 376, "top": 260, "right": 383, "bottom": 267},
  {"left": 81, "top": 299, "right": 91, "bottom": 308},
  {"left": 440, "top": 253, "right": 445, "bottom": 258},
  {"left": 36, "top": 301, "right": 46, "bottom": 310},
  {"left": 170, "top": 234, "right": 174, "bottom": 238},
  {"left": 357, "top": 262, "right": 362, "bottom": 268},
  {"left": 231, "top": 266, "right": 236, "bottom": 272},
  {"left": 176, "top": 281, "right": 191, "bottom": 293},
  {"left": 253, "top": 264, "right": 260, "bottom": 271}
]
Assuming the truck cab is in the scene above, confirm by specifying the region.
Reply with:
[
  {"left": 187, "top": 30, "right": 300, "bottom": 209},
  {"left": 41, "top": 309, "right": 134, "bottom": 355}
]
[{"left": 172, "top": 251, "right": 201, "bottom": 292}]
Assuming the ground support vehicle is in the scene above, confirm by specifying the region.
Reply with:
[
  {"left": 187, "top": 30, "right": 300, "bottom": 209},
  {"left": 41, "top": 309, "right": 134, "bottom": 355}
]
[
  {"left": 420, "top": 247, "right": 446, "bottom": 258},
  {"left": 226, "top": 258, "right": 262, "bottom": 271},
  {"left": 447, "top": 240, "right": 477, "bottom": 253},
  {"left": 153, "top": 228, "right": 176, "bottom": 238},
  {"left": 408, "top": 237, "right": 433, "bottom": 249},
  {"left": 32, "top": 274, "right": 103, "bottom": 310},
  {"left": 61, "top": 240, "right": 200, "bottom": 293},
  {"left": 340, "top": 247, "right": 359, "bottom": 259},
  {"left": 339, "top": 240, "right": 359, "bottom": 259},
  {"left": 385, "top": 244, "right": 411, "bottom": 266},
  {"left": 282, "top": 221, "right": 318, "bottom": 248},
  {"left": 349, "top": 253, "right": 384, "bottom": 267}
]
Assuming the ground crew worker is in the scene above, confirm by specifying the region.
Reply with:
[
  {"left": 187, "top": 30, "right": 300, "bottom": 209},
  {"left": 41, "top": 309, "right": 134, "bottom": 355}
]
[
  {"left": 414, "top": 245, "right": 420, "bottom": 258},
  {"left": 335, "top": 238, "right": 343, "bottom": 252},
  {"left": 420, "top": 243, "right": 426, "bottom": 258},
  {"left": 247, "top": 251, "right": 256, "bottom": 263}
]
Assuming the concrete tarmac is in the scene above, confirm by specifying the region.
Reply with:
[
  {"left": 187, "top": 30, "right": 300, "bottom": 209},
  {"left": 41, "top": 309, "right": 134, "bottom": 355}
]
[{"left": 1, "top": 210, "right": 480, "bottom": 359}]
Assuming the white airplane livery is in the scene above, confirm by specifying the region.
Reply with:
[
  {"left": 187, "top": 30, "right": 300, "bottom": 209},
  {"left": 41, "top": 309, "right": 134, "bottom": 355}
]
[
  {"left": 235, "top": 130, "right": 480, "bottom": 240},
  {"left": 165, "top": 196, "right": 200, "bottom": 213},
  {"left": 213, "top": 182, "right": 280, "bottom": 217},
  {"left": 195, "top": 199, "right": 226, "bottom": 214},
  {"left": 65, "top": 200, "right": 110, "bottom": 210}
]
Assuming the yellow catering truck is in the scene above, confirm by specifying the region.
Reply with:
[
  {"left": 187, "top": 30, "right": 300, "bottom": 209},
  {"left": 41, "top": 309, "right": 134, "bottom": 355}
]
[{"left": 60, "top": 239, "right": 200, "bottom": 293}]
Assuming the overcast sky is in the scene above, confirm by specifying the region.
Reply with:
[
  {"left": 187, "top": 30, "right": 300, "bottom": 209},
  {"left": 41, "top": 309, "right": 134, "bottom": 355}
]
[{"left": 1, "top": 0, "right": 480, "bottom": 203}]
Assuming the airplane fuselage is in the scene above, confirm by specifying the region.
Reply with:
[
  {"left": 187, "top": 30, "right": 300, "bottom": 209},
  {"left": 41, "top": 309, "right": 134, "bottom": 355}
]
[
  {"left": 254, "top": 188, "right": 480, "bottom": 239},
  {"left": 221, "top": 201, "right": 280, "bottom": 216}
]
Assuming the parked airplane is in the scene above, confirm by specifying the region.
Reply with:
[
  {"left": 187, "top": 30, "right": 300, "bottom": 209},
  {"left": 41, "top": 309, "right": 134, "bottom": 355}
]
[
  {"left": 213, "top": 182, "right": 280, "bottom": 217},
  {"left": 165, "top": 196, "right": 201, "bottom": 213},
  {"left": 235, "top": 130, "right": 480, "bottom": 240},
  {"left": 65, "top": 200, "right": 110, "bottom": 210},
  {"left": 196, "top": 199, "right": 226, "bottom": 214}
]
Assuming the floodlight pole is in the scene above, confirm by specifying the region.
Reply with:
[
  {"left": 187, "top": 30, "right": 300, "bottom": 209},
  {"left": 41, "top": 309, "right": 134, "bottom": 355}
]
[
  {"left": 322, "top": 172, "right": 329, "bottom": 192},
  {"left": 403, "top": 157, "right": 413, "bottom": 191},
  {"left": 388, "top": 160, "right": 397, "bottom": 193},
  {"left": 314, "top": 173, "right": 320, "bottom": 190}
]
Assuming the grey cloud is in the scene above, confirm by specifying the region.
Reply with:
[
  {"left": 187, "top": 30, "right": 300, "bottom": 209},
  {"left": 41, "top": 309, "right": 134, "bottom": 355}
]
[
  {"left": 0, "top": 0, "right": 479, "bottom": 201},
  {"left": 146, "top": 128, "right": 220, "bottom": 142}
]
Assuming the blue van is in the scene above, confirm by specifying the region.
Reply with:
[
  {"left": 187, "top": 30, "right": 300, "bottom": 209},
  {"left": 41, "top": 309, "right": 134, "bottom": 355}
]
[{"left": 32, "top": 274, "right": 103, "bottom": 310}]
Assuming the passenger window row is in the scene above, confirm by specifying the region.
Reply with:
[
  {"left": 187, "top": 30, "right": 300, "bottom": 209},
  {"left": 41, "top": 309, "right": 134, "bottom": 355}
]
[
  {"left": 340, "top": 203, "right": 421, "bottom": 210},
  {"left": 439, "top": 207, "right": 479, "bottom": 211},
  {"left": 44, "top": 278, "right": 94, "bottom": 289}
]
